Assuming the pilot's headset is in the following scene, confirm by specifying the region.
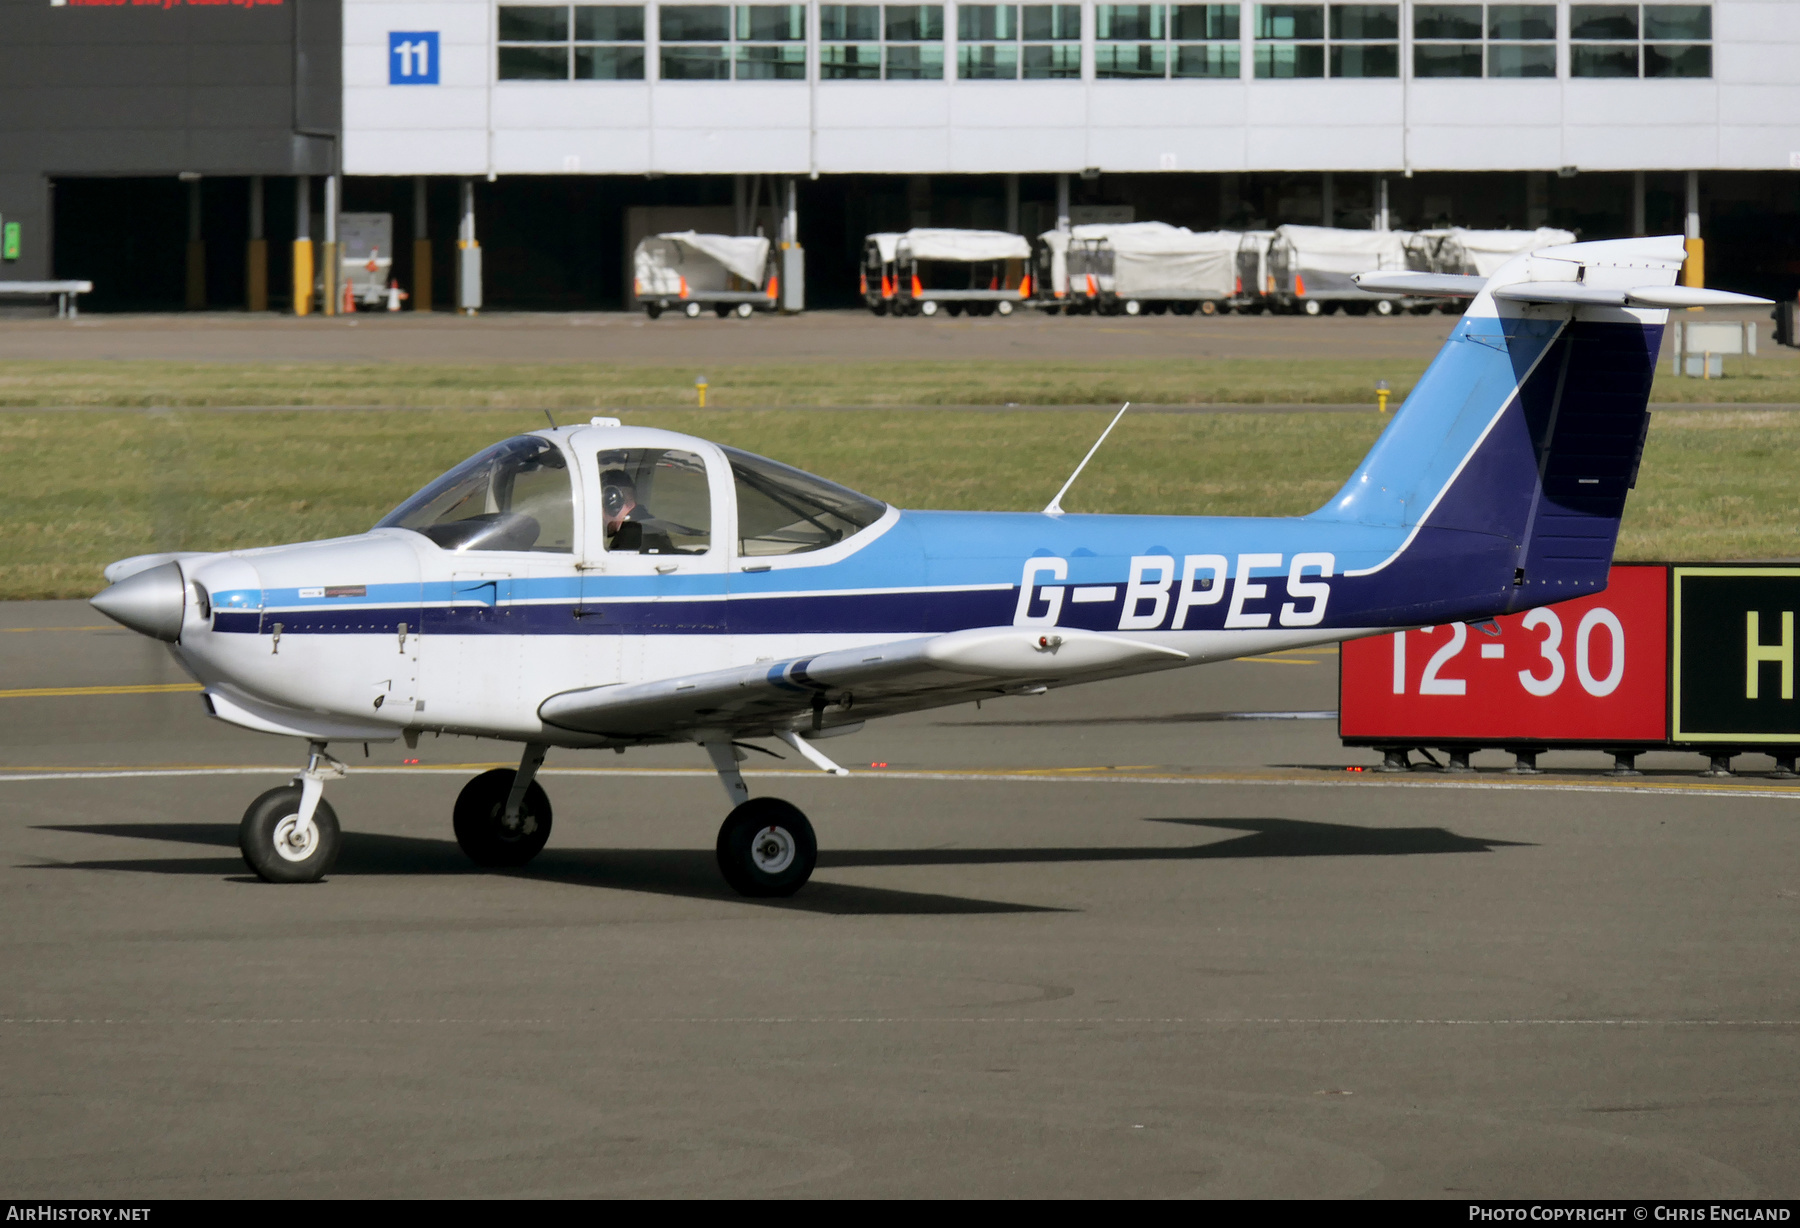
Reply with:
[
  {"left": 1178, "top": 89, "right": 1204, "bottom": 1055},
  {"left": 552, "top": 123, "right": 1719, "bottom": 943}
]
[{"left": 600, "top": 469, "right": 636, "bottom": 520}]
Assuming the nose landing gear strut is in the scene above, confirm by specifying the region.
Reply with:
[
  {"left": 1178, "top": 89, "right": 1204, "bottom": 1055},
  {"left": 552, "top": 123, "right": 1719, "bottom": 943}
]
[{"left": 240, "top": 740, "right": 345, "bottom": 883}]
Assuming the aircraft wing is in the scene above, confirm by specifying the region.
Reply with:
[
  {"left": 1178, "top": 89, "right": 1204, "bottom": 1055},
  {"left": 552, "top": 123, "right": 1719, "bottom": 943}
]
[{"left": 538, "top": 626, "right": 1187, "bottom": 740}]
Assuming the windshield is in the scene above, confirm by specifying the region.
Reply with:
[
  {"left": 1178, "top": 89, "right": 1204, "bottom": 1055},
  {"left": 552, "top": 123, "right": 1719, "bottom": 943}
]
[
  {"left": 724, "top": 446, "right": 886, "bottom": 556},
  {"left": 376, "top": 435, "right": 575, "bottom": 553}
]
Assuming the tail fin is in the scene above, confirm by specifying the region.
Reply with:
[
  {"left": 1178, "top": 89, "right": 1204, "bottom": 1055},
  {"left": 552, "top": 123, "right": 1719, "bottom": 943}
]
[{"left": 1311, "top": 235, "right": 1689, "bottom": 620}]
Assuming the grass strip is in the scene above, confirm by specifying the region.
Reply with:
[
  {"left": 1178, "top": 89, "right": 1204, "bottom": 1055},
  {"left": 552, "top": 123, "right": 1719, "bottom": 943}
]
[{"left": 1, "top": 348, "right": 1797, "bottom": 409}]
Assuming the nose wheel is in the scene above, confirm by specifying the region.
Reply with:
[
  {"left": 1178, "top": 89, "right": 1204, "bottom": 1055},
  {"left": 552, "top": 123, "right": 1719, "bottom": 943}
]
[
  {"left": 241, "top": 784, "right": 341, "bottom": 883},
  {"left": 716, "top": 798, "right": 816, "bottom": 898}
]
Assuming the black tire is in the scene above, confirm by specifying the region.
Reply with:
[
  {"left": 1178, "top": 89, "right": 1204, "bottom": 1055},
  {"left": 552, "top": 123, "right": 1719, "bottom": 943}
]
[
  {"left": 716, "top": 798, "right": 817, "bottom": 898},
  {"left": 946, "top": 302, "right": 964, "bottom": 317},
  {"left": 453, "top": 768, "right": 553, "bottom": 868},
  {"left": 240, "top": 784, "right": 341, "bottom": 884},
  {"left": 714, "top": 303, "right": 732, "bottom": 318},
  {"left": 645, "top": 303, "right": 662, "bottom": 319}
]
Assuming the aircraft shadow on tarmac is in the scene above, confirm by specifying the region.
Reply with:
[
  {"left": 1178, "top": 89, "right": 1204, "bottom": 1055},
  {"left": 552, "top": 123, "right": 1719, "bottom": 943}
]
[{"left": 30, "top": 816, "right": 1526, "bottom": 912}]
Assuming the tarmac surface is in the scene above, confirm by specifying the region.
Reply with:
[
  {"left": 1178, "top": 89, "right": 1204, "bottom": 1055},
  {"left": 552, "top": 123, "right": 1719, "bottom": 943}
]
[
  {"left": 0, "top": 307, "right": 1471, "bottom": 366},
  {"left": 3, "top": 598, "right": 1798, "bottom": 1198}
]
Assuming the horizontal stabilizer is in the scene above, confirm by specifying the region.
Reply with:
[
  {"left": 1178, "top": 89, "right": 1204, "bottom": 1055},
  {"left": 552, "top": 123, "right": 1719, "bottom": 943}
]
[
  {"left": 540, "top": 626, "right": 1186, "bottom": 738},
  {"left": 1491, "top": 283, "right": 1773, "bottom": 309},
  {"left": 1352, "top": 272, "right": 1488, "bottom": 297}
]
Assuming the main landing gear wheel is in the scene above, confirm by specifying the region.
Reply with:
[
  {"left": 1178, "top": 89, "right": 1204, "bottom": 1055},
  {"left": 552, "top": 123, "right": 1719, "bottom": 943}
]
[
  {"left": 716, "top": 797, "right": 817, "bottom": 898},
  {"left": 453, "top": 768, "right": 553, "bottom": 868},
  {"left": 240, "top": 784, "right": 341, "bottom": 884}
]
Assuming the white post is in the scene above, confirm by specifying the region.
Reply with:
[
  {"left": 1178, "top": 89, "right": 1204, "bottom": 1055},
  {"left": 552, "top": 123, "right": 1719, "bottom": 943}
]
[
  {"left": 323, "top": 174, "right": 337, "bottom": 245},
  {"left": 783, "top": 176, "right": 797, "bottom": 246},
  {"left": 1372, "top": 176, "right": 1388, "bottom": 231},
  {"left": 1005, "top": 173, "right": 1020, "bottom": 233},
  {"left": 1684, "top": 170, "right": 1700, "bottom": 240},
  {"left": 1056, "top": 173, "right": 1070, "bottom": 231},
  {"left": 457, "top": 177, "right": 482, "bottom": 314},
  {"left": 295, "top": 175, "right": 310, "bottom": 242}
]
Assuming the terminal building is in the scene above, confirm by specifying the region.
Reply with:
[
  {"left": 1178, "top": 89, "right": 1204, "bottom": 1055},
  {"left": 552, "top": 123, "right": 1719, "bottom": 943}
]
[{"left": 3, "top": 0, "right": 1797, "bottom": 311}]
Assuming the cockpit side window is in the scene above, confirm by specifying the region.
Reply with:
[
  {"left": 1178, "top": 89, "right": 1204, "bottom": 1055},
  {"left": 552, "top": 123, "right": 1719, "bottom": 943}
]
[
  {"left": 595, "top": 448, "right": 713, "bottom": 555},
  {"left": 376, "top": 436, "right": 574, "bottom": 553},
  {"left": 724, "top": 446, "right": 886, "bottom": 556}
]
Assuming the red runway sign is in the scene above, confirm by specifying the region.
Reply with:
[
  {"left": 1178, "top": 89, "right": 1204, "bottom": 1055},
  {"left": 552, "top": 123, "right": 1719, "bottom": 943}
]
[{"left": 1341, "top": 565, "right": 1669, "bottom": 745}]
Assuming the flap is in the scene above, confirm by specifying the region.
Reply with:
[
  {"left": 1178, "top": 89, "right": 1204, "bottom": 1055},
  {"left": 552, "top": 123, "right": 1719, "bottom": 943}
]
[{"left": 539, "top": 626, "right": 1186, "bottom": 739}]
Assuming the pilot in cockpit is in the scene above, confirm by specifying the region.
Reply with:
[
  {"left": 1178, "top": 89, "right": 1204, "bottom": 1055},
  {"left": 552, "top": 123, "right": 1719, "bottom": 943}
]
[{"left": 601, "top": 468, "right": 676, "bottom": 554}]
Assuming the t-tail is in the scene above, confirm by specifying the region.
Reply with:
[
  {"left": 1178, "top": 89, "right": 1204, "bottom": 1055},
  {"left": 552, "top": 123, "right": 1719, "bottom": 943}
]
[{"left": 1315, "top": 235, "right": 1767, "bottom": 627}]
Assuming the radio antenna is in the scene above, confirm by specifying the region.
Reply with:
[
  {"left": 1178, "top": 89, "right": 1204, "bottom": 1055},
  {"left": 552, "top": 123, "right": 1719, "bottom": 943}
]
[{"left": 1043, "top": 402, "right": 1130, "bottom": 516}]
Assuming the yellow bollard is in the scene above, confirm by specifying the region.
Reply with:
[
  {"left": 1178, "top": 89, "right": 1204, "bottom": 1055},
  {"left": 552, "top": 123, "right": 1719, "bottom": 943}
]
[
  {"left": 1376, "top": 379, "right": 1390, "bottom": 414},
  {"left": 292, "top": 239, "right": 314, "bottom": 316},
  {"left": 696, "top": 375, "right": 709, "bottom": 408}
]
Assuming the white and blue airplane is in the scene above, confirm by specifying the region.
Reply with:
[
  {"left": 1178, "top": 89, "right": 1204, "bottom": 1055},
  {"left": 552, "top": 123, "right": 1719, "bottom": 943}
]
[{"left": 90, "top": 236, "right": 1766, "bottom": 896}]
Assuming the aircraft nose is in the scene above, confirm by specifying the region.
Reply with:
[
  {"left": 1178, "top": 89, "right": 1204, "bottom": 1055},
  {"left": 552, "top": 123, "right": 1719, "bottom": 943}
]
[{"left": 91, "top": 561, "right": 187, "bottom": 642}]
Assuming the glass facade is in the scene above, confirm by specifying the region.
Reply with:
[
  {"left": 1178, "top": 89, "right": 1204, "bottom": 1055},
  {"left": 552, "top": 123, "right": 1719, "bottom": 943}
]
[
  {"left": 490, "top": 2, "right": 1712, "bottom": 84},
  {"left": 498, "top": 5, "right": 647, "bottom": 80}
]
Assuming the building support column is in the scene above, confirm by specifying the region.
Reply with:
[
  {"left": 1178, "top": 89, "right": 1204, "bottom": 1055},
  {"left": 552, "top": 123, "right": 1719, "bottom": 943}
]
[
  {"left": 412, "top": 176, "right": 432, "bottom": 311},
  {"left": 1630, "top": 170, "right": 1646, "bottom": 237},
  {"left": 733, "top": 174, "right": 748, "bottom": 235},
  {"left": 1004, "top": 173, "right": 1020, "bottom": 234},
  {"left": 1526, "top": 171, "right": 1548, "bottom": 228},
  {"left": 184, "top": 176, "right": 205, "bottom": 311},
  {"left": 1683, "top": 170, "right": 1703, "bottom": 291},
  {"left": 1055, "top": 173, "right": 1070, "bottom": 231},
  {"left": 320, "top": 173, "right": 339, "bottom": 316},
  {"left": 780, "top": 176, "right": 804, "bottom": 313},
  {"left": 1320, "top": 172, "right": 1334, "bottom": 227},
  {"left": 292, "top": 175, "right": 313, "bottom": 316},
  {"left": 246, "top": 176, "right": 267, "bottom": 312},
  {"left": 457, "top": 177, "right": 482, "bottom": 315},
  {"left": 1372, "top": 175, "right": 1389, "bottom": 231}
]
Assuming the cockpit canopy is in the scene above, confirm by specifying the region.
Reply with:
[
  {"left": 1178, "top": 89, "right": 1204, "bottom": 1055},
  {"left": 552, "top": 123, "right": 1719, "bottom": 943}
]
[
  {"left": 376, "top": 433, "right": 887, "bottom": 558},
  {"left": 376, "top": 435, "right": 574, "bottom": 553}
]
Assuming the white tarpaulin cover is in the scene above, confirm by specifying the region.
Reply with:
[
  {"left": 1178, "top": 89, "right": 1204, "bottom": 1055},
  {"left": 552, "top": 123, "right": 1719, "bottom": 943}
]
[
  {"left": 1449, "top": 227, "right": 1579, "bottom": 276},
  {"left": 1039, "top": 224, "right": 1240, "bottom": 297},
  {"left": 869, "top": 232, "right": 903, "bottom": 264},
  {"left": 898, "top": 229, "right": 1031, "bottom": 263},
  {"left": 656, "top": 232, "right": 771, "bottom": 285},
  {"left": 1274, "top": 225, "right": 1412, "bottom": 275}
]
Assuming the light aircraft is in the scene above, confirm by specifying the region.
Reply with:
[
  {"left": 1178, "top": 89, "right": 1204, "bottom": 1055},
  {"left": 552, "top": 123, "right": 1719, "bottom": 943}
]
[{"left": 91, "top": 236, "right": 1766, "bottom": 896}]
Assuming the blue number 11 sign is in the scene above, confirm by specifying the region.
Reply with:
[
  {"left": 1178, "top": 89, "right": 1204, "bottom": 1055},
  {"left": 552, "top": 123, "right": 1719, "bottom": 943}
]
[{"left": 389, "top": 32, "right": 441, "bottom": 84}]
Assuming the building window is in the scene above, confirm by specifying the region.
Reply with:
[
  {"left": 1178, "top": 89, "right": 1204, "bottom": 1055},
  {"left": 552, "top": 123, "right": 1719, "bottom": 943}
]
[
  {"left": 1571, "top": 4, "right": 1711, "bottom": 78},
  {"left": 498, "top": 5, "right": 647, "bottom": 80},
  {"left": 1097, "top": 5, "right": 1239, "bottom": 79},
  {"left": 1254, "top": 4, "right": 1393, "bottom": 78},
  {"left": 1413, "top": 4, "right": 1554, "bottom": 78},
  {"left": 660, "top": 5, "right": 805, "bottom": 80},
  {"left": 821, "top": 5, "right": 944, "bottom": 79},
  {"left": 957, "top": 5, "right": 1083, "bottom": 80},
  {"left": 1328, "top": 4, "right": 1397, "bottom": 76}
]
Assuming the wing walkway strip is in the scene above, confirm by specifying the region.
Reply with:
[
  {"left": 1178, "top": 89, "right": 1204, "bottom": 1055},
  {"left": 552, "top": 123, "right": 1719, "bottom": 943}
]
[
  {"left": 0, "top": 683, "right": 203, "bottom": 699},
  {"left": 1, "top": 763, "right": 1796, "bottom": 800}
]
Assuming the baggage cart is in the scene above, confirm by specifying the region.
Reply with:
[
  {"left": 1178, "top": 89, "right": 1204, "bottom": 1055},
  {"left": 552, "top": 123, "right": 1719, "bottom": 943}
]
[
  {"left": 634, "top": 232, "right": 779, "bottom": 319},
  {"left": 1037, "top": 223, "right": 1239, "bottom": 316},
  {"left": 1267, "top": 224, "right": 1413, "bottom": 316},
  {"left": 861, "top": 229, "right": 1032, "bottom": 316}
]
